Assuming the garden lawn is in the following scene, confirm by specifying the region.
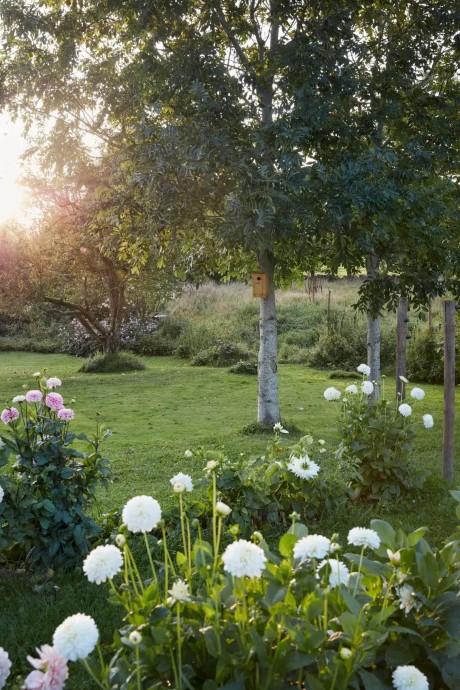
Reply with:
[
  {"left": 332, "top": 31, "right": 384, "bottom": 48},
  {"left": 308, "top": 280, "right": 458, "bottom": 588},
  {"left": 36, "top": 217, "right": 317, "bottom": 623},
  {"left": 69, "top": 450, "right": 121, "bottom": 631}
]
[{"left": 0, "top": 351, "right": 458, "bottom": 688}]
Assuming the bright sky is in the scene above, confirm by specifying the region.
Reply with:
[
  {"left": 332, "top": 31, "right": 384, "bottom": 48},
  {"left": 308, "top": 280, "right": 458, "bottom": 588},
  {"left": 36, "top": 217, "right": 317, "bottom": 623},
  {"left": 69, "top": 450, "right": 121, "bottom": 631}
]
[{"left": 0, "top": 114, "right": 31, "bottom": 225}]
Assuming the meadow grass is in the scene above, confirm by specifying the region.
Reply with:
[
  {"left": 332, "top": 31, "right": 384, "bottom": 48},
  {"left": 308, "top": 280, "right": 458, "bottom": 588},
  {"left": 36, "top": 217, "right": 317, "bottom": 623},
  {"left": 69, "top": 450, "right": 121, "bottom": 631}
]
[{"left": 0, "top": 350, "right": 458, "bottom": 687}]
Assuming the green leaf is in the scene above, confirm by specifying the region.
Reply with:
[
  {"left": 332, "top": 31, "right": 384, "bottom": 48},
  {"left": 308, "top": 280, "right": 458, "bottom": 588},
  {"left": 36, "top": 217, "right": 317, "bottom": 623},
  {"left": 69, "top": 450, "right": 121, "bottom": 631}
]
[
  {"left": 359, "top": 669, "right": 386, "bottom": 689},
  {"left": 370, "top": 520, "right": 395, "bottom": 548},
  {"left": 407, "top": 526, "right": 428, "bottom": 546},
  {"left": 279, "top": 533, "right": 298, "bottom": 557}
]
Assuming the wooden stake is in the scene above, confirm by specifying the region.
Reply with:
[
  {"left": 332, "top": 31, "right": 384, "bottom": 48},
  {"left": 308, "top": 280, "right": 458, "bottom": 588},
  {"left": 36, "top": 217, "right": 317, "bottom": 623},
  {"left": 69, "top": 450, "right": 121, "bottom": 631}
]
[
  {"left": 443, "top": 300, "right": 456, "bottom": 482},
  {"left": 396, "top": 297, "right": 408, "bottom": 401}
]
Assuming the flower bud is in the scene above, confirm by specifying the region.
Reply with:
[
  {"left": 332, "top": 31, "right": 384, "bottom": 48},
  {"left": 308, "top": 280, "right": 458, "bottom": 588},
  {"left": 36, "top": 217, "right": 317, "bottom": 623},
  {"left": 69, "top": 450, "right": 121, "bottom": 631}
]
[
  {"left": 387, "top": 548, "right": 401, "bottom": 565},
  {"left": 129, "top": 630, "right": 142, "bottom": 646},
  {"left": 289, "top": 511, "right": 301, "bottom": 523},
  {"left": 251, "top": 531, "right": 263, "bottom": 544},
  {"left": 340, "top": 647, "right": 352, "bottom": 660},
  {"left": 115, "top": 534, "right": 126, "bottom": 548},
  {"left": 184, "top": 449, "right": 193, "bottom": 458},
  {"left": 173, "top": 481, "right": 185, "bottom": 494},
  {"left": 215, "top": 501, "right": 231, "bottom": 517},
  {"left": 205, "top": 460, "right": 218, "bottom": 472},
  {"left": 228, "top": 524, "right": 240, "bottom": 536}
]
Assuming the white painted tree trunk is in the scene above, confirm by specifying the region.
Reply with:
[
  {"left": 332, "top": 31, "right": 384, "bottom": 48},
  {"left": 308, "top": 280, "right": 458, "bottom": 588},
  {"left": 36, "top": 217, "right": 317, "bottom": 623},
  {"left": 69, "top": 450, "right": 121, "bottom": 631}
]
[
  {"left": 257, "top": 249, "right": 280, "bottom": 425},
  {"left": 366, "top": 254, "right": 381, "bottom": 400}
]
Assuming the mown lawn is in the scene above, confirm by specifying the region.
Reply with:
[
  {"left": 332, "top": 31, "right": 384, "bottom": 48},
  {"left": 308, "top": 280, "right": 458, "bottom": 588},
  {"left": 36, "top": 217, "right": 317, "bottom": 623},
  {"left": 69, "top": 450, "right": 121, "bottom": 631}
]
[{"left": 1, "top": 351, "right": 458, "bottom": 687}]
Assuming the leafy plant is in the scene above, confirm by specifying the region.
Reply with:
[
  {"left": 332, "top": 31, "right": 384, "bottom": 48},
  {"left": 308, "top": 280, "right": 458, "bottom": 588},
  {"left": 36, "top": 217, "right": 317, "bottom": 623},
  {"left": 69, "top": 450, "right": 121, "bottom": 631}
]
[
  {"left": 7, "top": 480, "right": 460, "bottom": 689},
  {"left": 329, "top": 371, "right": 432, "bottom": 500},
  {"left": 191, "top": 340, "right": 253, "bottom": 367},
  {"left": 199, "top": 430, "right": 347, "bottom": 535},
  {"left": 228, "top": 360, "right": 258, "bottom": 375},
  {"left": 0, "top": 375, "right": 111, "bottom": 568}
]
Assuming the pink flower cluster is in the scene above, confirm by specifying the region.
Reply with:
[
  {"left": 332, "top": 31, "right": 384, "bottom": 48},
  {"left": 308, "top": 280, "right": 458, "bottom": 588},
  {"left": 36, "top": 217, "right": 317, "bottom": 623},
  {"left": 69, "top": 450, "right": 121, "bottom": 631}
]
[
  {"left": 23, "top": 645, "right": 68, "bottom": 690},
  {"left": 0, "top": 408, "right": 20, "bottom": 425}
]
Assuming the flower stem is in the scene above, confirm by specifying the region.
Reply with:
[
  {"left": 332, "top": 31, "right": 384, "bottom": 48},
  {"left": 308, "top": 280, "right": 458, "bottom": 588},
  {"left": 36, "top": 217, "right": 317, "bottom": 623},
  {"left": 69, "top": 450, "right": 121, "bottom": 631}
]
[{"left": 143, "top": 532, "right": 158, "bottom": 584}]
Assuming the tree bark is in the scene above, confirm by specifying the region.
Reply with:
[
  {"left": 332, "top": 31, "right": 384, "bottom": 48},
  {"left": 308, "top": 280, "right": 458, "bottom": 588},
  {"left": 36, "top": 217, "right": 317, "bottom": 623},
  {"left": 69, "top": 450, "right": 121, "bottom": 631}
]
[
  {"left": 257, "top": 249, "right": 280, "bottom": 425},
  {"left": 366, "top": 254, "right": 381, "bottom": 400}
]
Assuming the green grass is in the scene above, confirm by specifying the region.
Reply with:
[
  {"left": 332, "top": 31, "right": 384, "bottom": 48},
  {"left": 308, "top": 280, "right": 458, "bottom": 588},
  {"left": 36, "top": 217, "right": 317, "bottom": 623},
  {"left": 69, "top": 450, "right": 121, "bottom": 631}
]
[{"left": 0, "top": 351, "right": 458, "bottom": 687}]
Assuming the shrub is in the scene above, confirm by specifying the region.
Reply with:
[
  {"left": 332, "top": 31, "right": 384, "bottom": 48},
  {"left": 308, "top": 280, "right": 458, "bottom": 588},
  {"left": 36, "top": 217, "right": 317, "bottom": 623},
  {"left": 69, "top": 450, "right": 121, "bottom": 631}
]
[
  {"left": 79, "top": 352, "right": 146, "bottom": 373},
  {"left": 309, "top": 309, "right": 395, "bottom": 371},
  {"left": 9, "top": 480, "right": 460, "bottom": 689},
  {"left": 326, "top": 370, "right": 432, "bottom": 500},
  {"left": 129, "top": 316, "right": 185, "bottom": 356},
  {"left": 191, "top": 340, "right": 253, "bottom": 367},
  {"left": 229, "top": 360, "right": 258, "bottom": 375},
  {"left": 407, "top": 326, "right": 445, "bottom": 384},
  {"left": 0, "top": 376, "right": 111, "bottom": 568}
]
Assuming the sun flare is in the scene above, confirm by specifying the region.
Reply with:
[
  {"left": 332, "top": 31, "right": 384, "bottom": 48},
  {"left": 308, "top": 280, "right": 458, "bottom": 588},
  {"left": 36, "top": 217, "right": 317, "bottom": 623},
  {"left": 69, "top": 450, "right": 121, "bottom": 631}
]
[{"left": 0, "top": 177, "right": 26, "bottom": 224}]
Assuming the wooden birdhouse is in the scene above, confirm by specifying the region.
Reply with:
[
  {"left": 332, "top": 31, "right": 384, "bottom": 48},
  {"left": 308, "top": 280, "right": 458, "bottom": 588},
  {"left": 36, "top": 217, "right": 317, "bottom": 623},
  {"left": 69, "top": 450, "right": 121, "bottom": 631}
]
[{"left": 252, "top": 272, "right": 269, "bottom": 298}]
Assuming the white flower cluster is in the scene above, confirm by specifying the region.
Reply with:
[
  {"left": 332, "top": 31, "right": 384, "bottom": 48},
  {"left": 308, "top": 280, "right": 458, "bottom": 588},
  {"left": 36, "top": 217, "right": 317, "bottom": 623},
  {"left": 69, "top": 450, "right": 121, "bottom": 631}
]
[
  {"left": 0, "top": 647, "right": 11, "bottom": 689},
  {"left": 168, "top": 580, "right": 191, "bottom": 604}
]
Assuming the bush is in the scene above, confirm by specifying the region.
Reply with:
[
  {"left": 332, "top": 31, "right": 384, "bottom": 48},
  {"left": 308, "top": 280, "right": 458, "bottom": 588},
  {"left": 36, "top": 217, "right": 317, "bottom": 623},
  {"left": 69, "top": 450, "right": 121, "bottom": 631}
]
[
  {"left": 326, "top": 373, "right": 432, "bottom": 500},
  {"left": 229, "top": 360, "right": 258, "bottom": 375},
  {"left": 0, "top": 336, "right": 63, "bottom": 353},
  {"left": 407, "top": 326, "right": 445, "bottom": 384},
  {"left": 191, "top": 340, "right": 253, "bottom": 367},
  {"left": 309, "top": 309, "right": 395, "bottom": 371},
  {"left": 79, "top": 352, "right": 146, "bottom": 373},
  {"left": 0, "top": 376, "right": 111, "bottom": 568},
  {"left": 131, "top": 316, "right": 186, "bottom": 356}
]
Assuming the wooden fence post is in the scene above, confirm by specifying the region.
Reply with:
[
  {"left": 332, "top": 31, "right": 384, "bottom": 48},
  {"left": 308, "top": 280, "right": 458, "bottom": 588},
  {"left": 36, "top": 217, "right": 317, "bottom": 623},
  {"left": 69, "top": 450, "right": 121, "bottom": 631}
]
[
  {"left": 443, "top": 299, "right": 456, "bottom": 482},
  {"left": 396, "top": 297, "right": 408, "bottom": 401}
]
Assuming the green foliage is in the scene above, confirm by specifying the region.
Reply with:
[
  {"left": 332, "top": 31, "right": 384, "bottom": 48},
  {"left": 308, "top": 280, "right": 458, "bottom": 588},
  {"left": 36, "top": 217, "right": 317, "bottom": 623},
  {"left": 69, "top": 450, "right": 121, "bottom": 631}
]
[
  {"left": 333, "top": 380, "right": 430, "bottom": 500},
  {"left": 0, "top": 336, "right": 63, "bottom": 353},
  {"left": 229, "top": 360, "right": 258, "bottom": 375},
  {"left": 79, "top": 352, "right": 146, "bottom": 373},
  {"left": 191, "top": 341, "right": 253, "bottom": 367},
  {"left": 14, "top": 489, "right": 460, "bottom": 689},
  {"left": 0, "top": 379, "right": 111, "bottom": 568},
  {"left": 310, "top": 310, "right": 396, "bottom": 371},
  {"left": 201, "top": 433, "right": 347, "bottom": 535},
  {"left": 328, "top": 370, "right": 361, "bottom": 380},
  {"left": 407, "top": 326, "right": 445, "bottom": 384}
]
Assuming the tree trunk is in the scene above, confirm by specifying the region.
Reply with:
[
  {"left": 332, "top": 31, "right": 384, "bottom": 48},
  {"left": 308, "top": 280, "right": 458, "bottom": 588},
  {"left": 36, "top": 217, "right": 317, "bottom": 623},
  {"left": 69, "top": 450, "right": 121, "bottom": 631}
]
[
  {"left": 366, "top": 254, "right": 381, "bottom": 400},
  {"left": 257, "top": 249, "right": 280, "bottom": 426}
]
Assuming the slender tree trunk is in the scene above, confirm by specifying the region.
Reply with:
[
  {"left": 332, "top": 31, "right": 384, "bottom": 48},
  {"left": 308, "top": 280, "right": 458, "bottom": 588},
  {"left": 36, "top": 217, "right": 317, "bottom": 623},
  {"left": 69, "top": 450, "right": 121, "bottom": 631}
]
[
  {"left": 256, "top": 2, "right": 280, "bottom": 426},
  {"left": 257, "top": 249, "right": 280, "bottom": 425},
  {"left": 366, "top": 254, "right": 381, "bottom": 400}
]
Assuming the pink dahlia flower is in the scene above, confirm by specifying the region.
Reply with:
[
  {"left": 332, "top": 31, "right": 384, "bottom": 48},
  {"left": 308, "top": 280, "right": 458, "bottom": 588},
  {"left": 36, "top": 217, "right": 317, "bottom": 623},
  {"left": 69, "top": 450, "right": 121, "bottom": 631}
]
[
  {"left": 46, "top": 377, "right": 62, "bottom": 389},
  {"left": 57, "top": 408, "right": 74, "bottom": 421},
  {"left": 45, "top": 393, "right": 64, "bottom": 411},
  {"left": 24, "top": 645, "right": 69, "bottom": 690},
  {"left": 1, "top": 408, "right": 20, "bottom": 425},
  {"left": 25, "top": 390, "right": 43, "bottom": 403}
]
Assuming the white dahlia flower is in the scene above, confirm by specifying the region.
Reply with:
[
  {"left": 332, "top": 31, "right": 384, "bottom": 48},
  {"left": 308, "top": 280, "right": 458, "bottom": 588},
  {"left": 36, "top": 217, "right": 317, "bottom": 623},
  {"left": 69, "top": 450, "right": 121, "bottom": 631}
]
[
  {"left": 398, "top": 403, "right": 412, "bottom": 417},
  {"left": 357, "top": 364, "right": 371, "bottom": 376},
  {"left": 347, "top": 527, "right": 381, "bottom": 550},
  {"left": 410, "top": 387, "right": 425, "bottom": 401},
  {"left": 422, "top": 414, "right": 434, "bottom": 429},
  {"left": 323, "top": 387, "right": 341, "bottom": 401},
  {"left": 83, "top": 544, "right": 123, "bottom": 584},
  {"left": 222, "top": 539, "right": 266, "bottom": 578},
  {"left": 122, "top": 495, "right": 162, "bottom": 533},
  {"left": 0, "top": 647, "right": 11, "bottom": 689},
  {"left": 361, "top": 380, "right": 374, "bottom": 396},
  {"left": 293, "top": 535, "right": 331, "bottom": 561},
  {"left": 392, "top": 665, "right": 428, "bottom": 690},
  {"left": 53, "top": 613, "right": 99, "bottom": 661},
  {"left": 317, "top": 559, "right": 350, "bottom": 588},
  {"left": 345, "top": 384, "right": 358, "bottom": 395},
  {"left": 170, "top": 472, "right": 193, "bottom": 492},
  {"left": 168, "top": 579, "right": 191, "bottom": 603}
]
